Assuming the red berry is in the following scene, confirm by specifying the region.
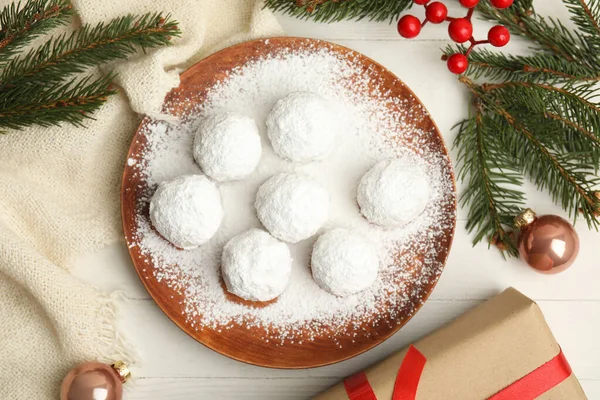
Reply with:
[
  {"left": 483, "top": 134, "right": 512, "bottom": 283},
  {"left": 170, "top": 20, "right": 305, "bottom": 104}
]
[
  {"left": 425, "top": 2, "right": 448, "bottom": 24},
  {"left": 448, "top": 18, "right": 473, "bottom": 43},
  {"left": 397, "top": 15, "right": 422, "bottom": 39},
  {"left": 488, "top": 25, "right": 510, "bottom": 47},
  {"left": 490, "top": 0, "right": 513, "bottom": 9},
  {"left": 459, "top": 0, "right": 479, "bottom": 7},
  {"left": 447, "top": 53, "right": 469, "bottom": 74},
  {"left": 413, "top": 0, "right": 430, "bottom": 4}
]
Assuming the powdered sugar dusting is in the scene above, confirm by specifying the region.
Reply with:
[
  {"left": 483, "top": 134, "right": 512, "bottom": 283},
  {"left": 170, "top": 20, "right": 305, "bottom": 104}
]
[{"left": 126, "top": 41, "right": 456, "bottom": 345}]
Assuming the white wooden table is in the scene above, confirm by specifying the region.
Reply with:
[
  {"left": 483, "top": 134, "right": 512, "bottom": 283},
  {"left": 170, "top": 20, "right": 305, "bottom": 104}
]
[{"left": 74, "top": 1, "right": 600, "bottom": 398}]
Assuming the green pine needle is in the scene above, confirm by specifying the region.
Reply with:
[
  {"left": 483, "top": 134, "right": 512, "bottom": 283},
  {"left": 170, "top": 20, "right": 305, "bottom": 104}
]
[
  {"left": 0, "top": 73, "right": 116, "bottom": 130},
  {"left": 445, "top": 45, "right": 600, "bottom": 82},
  {"left": 563, "top": 0, "right": 600, "bottom": 51},
  {"left": 450, "top": 0, "right": 600, "bottom": 257},
  {"left": 454, "top": 111, "right": 524, "bottom": 257},
  {"left": 265, "top": 0, "right": 412, "bottom": 23},
  {"left": 0, "top": 0, "right": 73, "bottom": 63},
  {"left": 0, "top": 0, "right": 181, "bottom": 131},
  {"left": 476, "top": 0, "right": 597, "bottom": 68},
  {"left": 0, "top": 12, "right": 179, "bottom": 89}
]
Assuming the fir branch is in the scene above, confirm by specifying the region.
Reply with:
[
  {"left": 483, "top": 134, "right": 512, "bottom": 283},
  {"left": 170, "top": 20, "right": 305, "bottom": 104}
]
[
  {"left": 264, "top": 0, "right": 412, "bottom": 23},
  {"left": 480, "top": 81, "right": 600, "bottom": 135},
  {"left": 0, "top": 73, "right": 116, "bottom": 130},
  {"left": 0, "top": 12, "right": 179, "bottom": 89},
  {"left": 460, "top": 76, "right": 600, "bottom": 229},
  {"left": 0, "top": 0, "right": 73, "bottom": 62},
  {"left": 454, "top": 111, "right": 523, "bottom": 257},
  {"left": 453, "top": 0, "right": 600, "bottom": 253},
  {"left": 563, "top": 0, "right": 600, "bottom": 44},
  {"left": 476, "top": 0, "right": 597, "bottom": 68},
  {"left": 492, "top": 107, "right": 600, "bottom": 225},
  {"left": 444, "top": 45, "right": 600, "bottom": 82},
  {"left": 0, "top": 0, "right": 179, "bottom": 131},
  {"left": 510, "top": 102, "right": 595, "bottom": 152},
  {"left": 544, "top": 111, "right": 600, "bottom": 153}
]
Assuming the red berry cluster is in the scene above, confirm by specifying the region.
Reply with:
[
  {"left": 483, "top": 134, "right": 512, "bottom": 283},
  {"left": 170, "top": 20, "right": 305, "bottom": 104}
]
[{"left": 397, "top": 0, "right": 513, "bottom": 74}]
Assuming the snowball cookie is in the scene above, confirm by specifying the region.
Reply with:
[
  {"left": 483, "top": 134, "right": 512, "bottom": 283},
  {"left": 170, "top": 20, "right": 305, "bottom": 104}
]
[
  {"left": 255, "top": 172, "right": 329, "bottom": 243},
  {"left": 149, "top": 175, "right": 224, "bottom": 249},
  {"left": 266, "top": 92, "right": 338, "bottom": 162},
  {"left": 221, "top": 229, "right": 293, "bottom": 302},
  {"left": 193, "top": 113, "right": 262, "bottom": 181},
  {"left": 357, "top": 158, "right": 430, "bottom": 228},
  {"left": 311, "top": 229, "right": 379, "bottom": 297}
]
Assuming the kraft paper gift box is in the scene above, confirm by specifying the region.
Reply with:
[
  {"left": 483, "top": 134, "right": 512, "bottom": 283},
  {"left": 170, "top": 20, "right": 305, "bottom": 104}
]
[{"left": 314, "top": 288, "right": 587, "bottom": 400}]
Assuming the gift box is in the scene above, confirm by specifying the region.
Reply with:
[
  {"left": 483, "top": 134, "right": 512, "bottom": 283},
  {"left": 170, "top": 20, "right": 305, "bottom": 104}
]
[{"left": 314, "top": 288, "right": 586, "bottom": 400}]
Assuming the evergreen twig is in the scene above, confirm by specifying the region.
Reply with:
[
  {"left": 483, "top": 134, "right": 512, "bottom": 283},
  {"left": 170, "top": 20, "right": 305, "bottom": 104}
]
[
  {"left": 564, "top": 0, "right": 600, "bottom": 51},
  {"left": 450, "top": 0, "right": 600, "bottom": 256},
  {"left": 0, "top": 0, "right": 180, "bottom": 131},
  {"left": 0, "top": 12, "right": 179, "bottom": 88},
  {"left": 0, "top": 0, "right": 73, "bottom": 63},
  {"left": 0, "top": 74, "right": 116, "bottom": 129},
  {"left": 265, "top": 0, "right": 412, "bottom": 23},
  {"left": 444, "top": 44, "right": 600, "bottom": 82},
  {"left": 476, "top": 0, "right": 597, "bottom": 67},
  {"left": 454, "top": 110, "right": 523, "bottom": 257}
]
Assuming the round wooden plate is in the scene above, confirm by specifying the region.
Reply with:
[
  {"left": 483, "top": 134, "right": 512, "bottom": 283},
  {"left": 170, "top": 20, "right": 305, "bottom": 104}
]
[{"left": 122, "top": 37, "right": 456, "bottom": 369}]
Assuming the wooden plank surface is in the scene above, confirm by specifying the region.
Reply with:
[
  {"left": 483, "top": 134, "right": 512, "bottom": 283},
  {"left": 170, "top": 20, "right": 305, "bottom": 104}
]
[
  {"left": 122, "top": 377, "right": 600, "bottom": 400},
  {"left": 73, "top": 1, "right": 600, "bottom": 398}
]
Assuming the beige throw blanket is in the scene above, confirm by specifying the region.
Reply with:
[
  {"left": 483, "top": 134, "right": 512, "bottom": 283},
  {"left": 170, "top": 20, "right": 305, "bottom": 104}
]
[{"left": 0, "top": 1, "right": 282, "bottom": 398}]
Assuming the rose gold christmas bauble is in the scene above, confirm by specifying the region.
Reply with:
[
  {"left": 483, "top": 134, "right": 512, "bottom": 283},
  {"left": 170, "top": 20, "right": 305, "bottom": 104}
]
[
  {"left": 60, "top": 361, "right": 129, "bottom": 400},
  {"left": 516, "top": 209, "right": 579, "bottom": 274}
]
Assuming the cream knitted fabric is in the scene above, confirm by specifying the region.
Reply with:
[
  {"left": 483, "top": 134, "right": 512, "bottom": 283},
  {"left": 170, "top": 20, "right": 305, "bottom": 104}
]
[
  {"left": 0, "top": 1, "right": 282, "bottom": 398},
  {"left": 72, "top": 0, "right": 283, "bottom": 117}
]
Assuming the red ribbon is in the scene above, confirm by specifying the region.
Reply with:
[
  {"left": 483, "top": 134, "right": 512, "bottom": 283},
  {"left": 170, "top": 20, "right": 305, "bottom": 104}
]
[
  {"left": 392, "top": 346, "right": 427, "bottom": 400},
  {"left": 343, "top": 371, "right": 377, "bottom": 400},
  {"left": 488, "top": 349, "right": 572, "bottom": 400},
  {"left": 343, "top": 346, "right": 572, "bottom": 400},
  {"left": 344, "top": 346, "right": 425, "bottom": 400}
]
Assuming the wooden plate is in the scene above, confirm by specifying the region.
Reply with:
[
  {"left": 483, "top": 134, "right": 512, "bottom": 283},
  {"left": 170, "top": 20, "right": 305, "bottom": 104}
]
[{"left": 121, "top": 37, "right": 456, "bottom": 369}]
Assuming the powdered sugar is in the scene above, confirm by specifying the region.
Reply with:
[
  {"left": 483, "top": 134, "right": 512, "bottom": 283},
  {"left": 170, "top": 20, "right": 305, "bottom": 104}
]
[
  {"left": 222, "top": 228, "right": 292, "bottom": 302},
  {"left": 266, "top": 92, "right": 338, "bottom": 162},
  {"left": 255, "top": 172, "right": 329, "bottom": 243},
  {"left": 193, "top": 113, "right": 262, "bottom": 182},
  {"left": 358, "top": 157, "right": 431, "bottom": 228},
  {"left": 149, "top": 175, "right": 223, "bottom": 249},
  {"left": 311, "top": 229, "right": 379, "bottom": 297},
  {"left": 128, "top": 41, "right": 456, "bottom": 344}
]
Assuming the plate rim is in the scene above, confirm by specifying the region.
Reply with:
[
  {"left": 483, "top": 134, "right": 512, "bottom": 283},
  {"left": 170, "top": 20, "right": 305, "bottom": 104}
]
[{"left": 120, "top": 36, "right": 457, "bottom": 369}]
